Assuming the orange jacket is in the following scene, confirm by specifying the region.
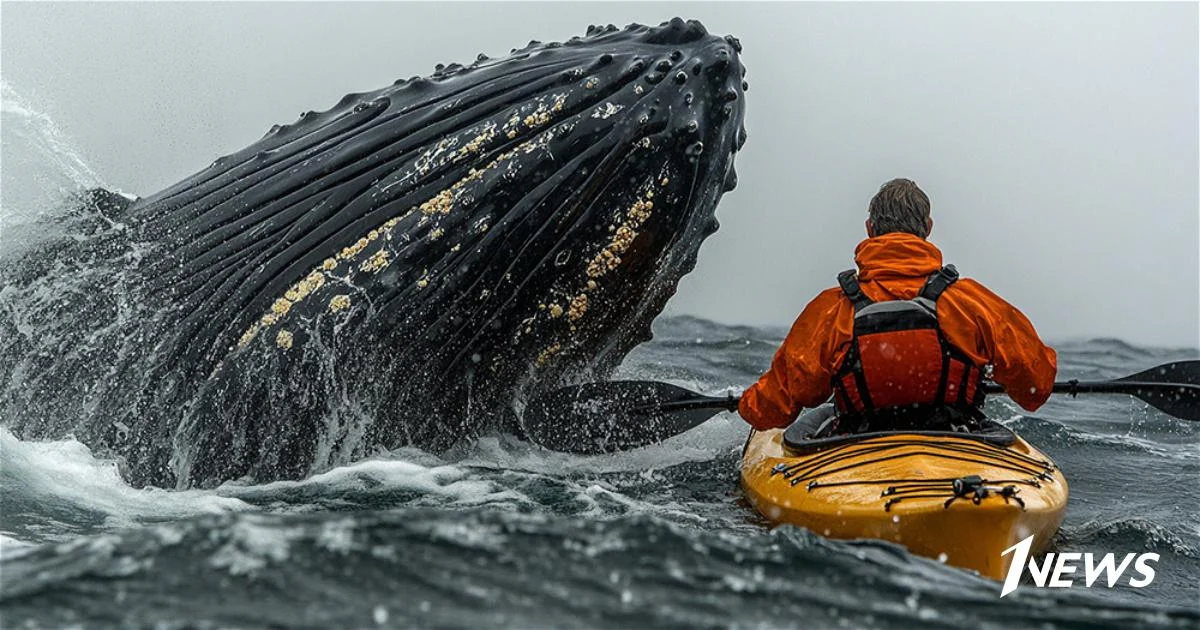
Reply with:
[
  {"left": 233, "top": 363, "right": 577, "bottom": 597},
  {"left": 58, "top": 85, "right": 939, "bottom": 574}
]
[{"left": 738, "top": 233, "right": 1057, "bottom": 431}]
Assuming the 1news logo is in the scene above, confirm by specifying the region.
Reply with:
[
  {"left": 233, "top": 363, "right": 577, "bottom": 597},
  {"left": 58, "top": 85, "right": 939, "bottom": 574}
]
[{"left": 1000, "top": 535, "right": 1159, "bottom": 597}]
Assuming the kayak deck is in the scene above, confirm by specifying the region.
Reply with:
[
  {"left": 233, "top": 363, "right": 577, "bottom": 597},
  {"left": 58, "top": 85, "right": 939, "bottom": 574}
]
[{"left": 741, "top": 428, "right": 1068, "bottom": 580}]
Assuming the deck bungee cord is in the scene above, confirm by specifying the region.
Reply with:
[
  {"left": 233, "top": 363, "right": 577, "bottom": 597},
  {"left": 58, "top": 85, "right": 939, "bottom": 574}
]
[{"left": 765, "top": 436, "right": 1057, "bottom": 511}]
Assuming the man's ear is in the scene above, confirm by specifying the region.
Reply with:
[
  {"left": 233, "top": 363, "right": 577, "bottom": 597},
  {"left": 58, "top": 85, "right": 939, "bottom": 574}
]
[
  {"left": 926, "top": 216, "right": 934, "bottom": 238},
  {"left": 866, "top": 219, "right": 875, "bottom": 238}
]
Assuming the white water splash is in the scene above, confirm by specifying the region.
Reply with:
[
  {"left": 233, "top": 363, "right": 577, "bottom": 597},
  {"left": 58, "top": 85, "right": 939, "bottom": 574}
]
[
  {"left": 0, "top": 427, "right": 250, "bottom": 536},
  {"left": 220, "top": 454, "right": 530, "bottom": 508},
  {"left": 456, "top": 415, "right": 744, "bottom": 476},
  {"left": 0, "top": 80, "right": 122, "bottom": 249}
]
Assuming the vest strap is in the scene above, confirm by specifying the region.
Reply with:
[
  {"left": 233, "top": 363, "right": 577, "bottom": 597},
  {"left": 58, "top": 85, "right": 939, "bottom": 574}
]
[
  {"left": 837, "top": 269, "right": 874, "bottom": 311},
  {"left": 919, "top": 265, "right": 960, "bottom": 302}
]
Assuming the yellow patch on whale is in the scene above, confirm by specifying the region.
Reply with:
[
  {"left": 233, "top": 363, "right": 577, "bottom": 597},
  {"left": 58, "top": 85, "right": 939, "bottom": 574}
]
[
  {"left": 586, "top": 195, "right": 654, "bottom": 278},
  {"left": 329, "top": 294, "right": 351, "bottom": 313},
  {"left": 338, "top": 237, "right": 370, "bottom": 261},
  {"left": 536, "top": 343, "right": 562, "bottom": 366},
  {"left": 420, "top": 189, "right": 456, "bottom": 216},
  {"left": 238, "top": 322, "right": 261, "bottom": 348},
  {"left": 567, "top": 293, "right": 589, "bottom": 321},
  {"left": 361, "top": 249, "right": 390, "bottom": 273}
]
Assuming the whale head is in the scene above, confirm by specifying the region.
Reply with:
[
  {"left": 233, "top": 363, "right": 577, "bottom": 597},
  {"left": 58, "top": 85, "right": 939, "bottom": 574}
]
[{"left": 76, "top": 18, "right": 748, "bottom": 487}]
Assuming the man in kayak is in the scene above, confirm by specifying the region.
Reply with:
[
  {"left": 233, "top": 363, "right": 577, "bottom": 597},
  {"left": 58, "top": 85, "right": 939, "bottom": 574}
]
[{"left": 738, "top": 178, "right": 1057, "bottom": 435}]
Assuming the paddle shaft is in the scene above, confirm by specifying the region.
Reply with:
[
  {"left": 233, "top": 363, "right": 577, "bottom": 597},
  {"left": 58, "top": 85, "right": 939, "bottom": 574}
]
[
  {"left": 655, "top": 378, "right": 1194, "bottom": 413},
  {"left": 984, "top": 380, "right": 1181, "bottom": 397},
  {"left": 654, "top": 396, "right": 740, "bottom": 413}
]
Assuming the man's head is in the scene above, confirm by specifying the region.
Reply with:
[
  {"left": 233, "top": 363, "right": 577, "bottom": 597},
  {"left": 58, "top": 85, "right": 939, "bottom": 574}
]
[{"left": 866, "top": 178, "right": 932, "bottom": 239}]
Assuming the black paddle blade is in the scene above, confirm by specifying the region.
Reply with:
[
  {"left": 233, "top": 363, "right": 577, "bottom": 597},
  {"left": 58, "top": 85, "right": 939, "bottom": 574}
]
[
  {"left": 1116, "top": 360, "right": 1200, "bottom": 421},
  {"left": 522, "top": 381, "right": 732, "bottom": 454},
  {"left": 985, "top": 360, "right": 1200, "bottom": 421}
]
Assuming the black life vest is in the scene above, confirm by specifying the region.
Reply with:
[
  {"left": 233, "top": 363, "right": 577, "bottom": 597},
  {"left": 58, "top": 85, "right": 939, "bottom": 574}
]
[{"left": 831, "top": 265, "right": 985, "bottom": 432}]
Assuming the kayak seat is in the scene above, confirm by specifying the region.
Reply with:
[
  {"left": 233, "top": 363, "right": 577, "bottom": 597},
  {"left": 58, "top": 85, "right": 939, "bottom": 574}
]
[{"left": 782, "top": 404, "right": 1016, "bottom": 454}]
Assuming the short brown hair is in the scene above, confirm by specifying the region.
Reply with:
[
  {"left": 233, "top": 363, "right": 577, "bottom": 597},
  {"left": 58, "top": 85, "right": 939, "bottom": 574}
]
[{"left": 868, "top": 179, "right": 930, "bottom": 238}]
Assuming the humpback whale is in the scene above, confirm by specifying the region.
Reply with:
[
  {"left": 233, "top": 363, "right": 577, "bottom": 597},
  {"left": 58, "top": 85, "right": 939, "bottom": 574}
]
[{"left": 0, "top": 18, "right": 747, "bottom": 489}]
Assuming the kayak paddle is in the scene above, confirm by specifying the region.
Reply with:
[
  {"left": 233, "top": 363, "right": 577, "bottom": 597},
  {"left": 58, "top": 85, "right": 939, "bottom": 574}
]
[
  {"left": 523, "top": 360, "right": 1200, "bottom": 454},
  {"left": 983, "top": 359, "right": 1200, "bottom": 422},
  {"left": 522, "top": 380, "right": 738, "bottom": 454}
]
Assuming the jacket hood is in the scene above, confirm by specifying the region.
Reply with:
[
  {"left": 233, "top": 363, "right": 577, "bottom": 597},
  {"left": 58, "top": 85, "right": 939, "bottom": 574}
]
[{"left": 854, "top": 233, "right": 944, "bottom": 281}]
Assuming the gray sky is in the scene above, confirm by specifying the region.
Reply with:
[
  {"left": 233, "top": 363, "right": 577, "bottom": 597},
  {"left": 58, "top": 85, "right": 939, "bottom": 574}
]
[{"left": 3, "top": 2, "right": 1197, "bottom": 348}]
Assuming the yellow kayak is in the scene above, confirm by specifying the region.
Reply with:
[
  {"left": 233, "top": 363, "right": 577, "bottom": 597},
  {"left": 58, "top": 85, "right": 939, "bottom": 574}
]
[{"left": 740, "top": 419, "right": 1068, "bottom": 580}]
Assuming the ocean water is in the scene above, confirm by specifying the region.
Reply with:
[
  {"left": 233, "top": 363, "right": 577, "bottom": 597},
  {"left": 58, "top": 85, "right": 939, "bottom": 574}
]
[
  {"left": 2, "top": 83, "right": 1199, "bottom": 629},
  {"left": 2, "top": 320, "right": 1199, "bottom": 629}
]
